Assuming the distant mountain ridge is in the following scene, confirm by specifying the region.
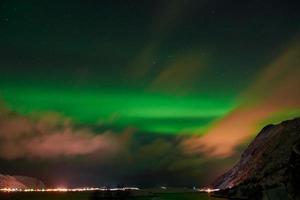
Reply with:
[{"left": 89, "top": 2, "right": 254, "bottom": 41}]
[
  {"left": 0, "top": 174, "right": 45, "bottom": 189},
  {"left": 212, "top": 117, "right": 300, "bottom": 199}
]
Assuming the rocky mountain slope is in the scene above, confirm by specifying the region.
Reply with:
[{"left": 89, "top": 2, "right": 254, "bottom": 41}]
[
  {"left": 0, "top": 174, "right": 45, "bottom": 189},
  {"left": 212, "top": 117, "right": 300, "bottom": 199}
]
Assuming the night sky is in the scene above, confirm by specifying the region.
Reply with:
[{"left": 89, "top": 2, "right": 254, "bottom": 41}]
[{"left": 0, "top": 0, "right": 300, "bottom": 188}]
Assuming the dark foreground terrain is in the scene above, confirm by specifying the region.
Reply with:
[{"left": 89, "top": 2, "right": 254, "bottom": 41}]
[{"left": 0, "top": 191, "right": 226, "bottom": 200}]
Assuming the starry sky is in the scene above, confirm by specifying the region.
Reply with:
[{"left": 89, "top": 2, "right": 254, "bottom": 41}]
[{"left": 0, "top": 0, "right": 300, "bottom": 188}]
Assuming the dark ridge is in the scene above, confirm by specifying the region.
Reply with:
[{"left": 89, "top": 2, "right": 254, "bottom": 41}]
[{"left": 212, "top": 117, "right": 300, "bottom": 200}]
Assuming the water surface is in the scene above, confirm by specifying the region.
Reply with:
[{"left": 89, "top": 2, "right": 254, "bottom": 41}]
[{"left": 0, "top": 192, "right": 226, "bottom": 200}]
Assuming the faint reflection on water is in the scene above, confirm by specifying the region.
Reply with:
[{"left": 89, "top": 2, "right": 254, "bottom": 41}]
[{"left": 0, "top": 191, "right": 227, "bottom": 200}]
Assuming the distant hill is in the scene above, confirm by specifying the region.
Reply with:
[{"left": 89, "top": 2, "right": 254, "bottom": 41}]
[
  {"left": 212, "top": 117, "right": 300, "bottom": 199},
  {"left": 0, "top": 174, "right": 45, "bottom": 189}
]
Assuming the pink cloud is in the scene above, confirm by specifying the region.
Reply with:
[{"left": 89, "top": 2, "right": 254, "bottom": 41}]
[
  {"left": 0, "top": 114, "right": 121, "bottom": 160},
  {"left": 24, "top": 129, "right": 117, "bottom": 158},
  {"left": 183, "top": 39, "right": 300, "bottom": 158}
]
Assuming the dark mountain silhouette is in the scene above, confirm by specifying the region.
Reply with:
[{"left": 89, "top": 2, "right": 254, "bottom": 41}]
[{"left": 212, "top": 117, "right": 300, "bottom": 199}]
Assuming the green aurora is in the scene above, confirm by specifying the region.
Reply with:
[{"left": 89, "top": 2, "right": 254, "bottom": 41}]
[
  {"left": 0, "top": 0, "right": 299, "bottom": 188},
  {"left": 0, "top": 85, "right": 236, "bottom": 134},
  {"left": 1, "top": 0, "right": 298, "bottom": 138}
]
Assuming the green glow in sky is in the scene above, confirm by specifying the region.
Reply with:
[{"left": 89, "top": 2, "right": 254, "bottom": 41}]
[{"left": 0, "top": 86, "right": 236, "bottom": 134}]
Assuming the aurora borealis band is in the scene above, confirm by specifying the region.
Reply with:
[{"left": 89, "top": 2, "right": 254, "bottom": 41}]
[
  {"left": 0, "top": 85, "right": 235, "bottom": 134},
  {"left": 0, "top": 0, "right": 300, "bottom": 187}
]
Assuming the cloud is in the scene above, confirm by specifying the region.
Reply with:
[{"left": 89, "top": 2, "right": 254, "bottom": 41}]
[
  {"left": 104, "top": 136, "right": 230, "bottom": 186},
  {"left": 0, "top": 104, "right": 233, "bottom": 186},
  {"left": 182, "top": 38, "right": 300, "bottom": 157},
  {"left": 128, "top": 1, "right": 208, "bottom": 81},
  {"left": 150, "top": 52, "right": 207, "bottom": 94},
  {"left": 182, "top": 106, "right": 275, "bottom": 157},
  {"left": 23, "top": 129, "right": 117, "bottom": 158},
  {"left": 0, "top": 110, "right": 121, "bottom": 160}
]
